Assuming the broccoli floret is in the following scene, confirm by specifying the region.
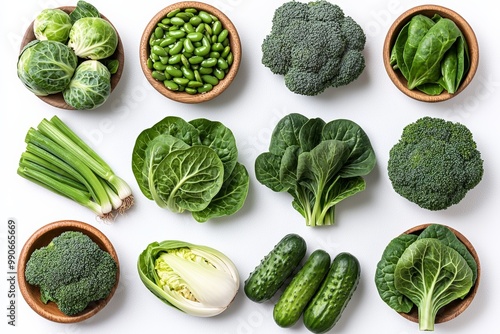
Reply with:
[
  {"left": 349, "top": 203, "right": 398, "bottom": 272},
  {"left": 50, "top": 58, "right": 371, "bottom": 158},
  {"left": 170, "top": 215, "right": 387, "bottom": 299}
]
[
  {"left": 25, "top": 231, "right": 117, "bottom": 316},
  {"left": 261, "top": 0, "right": 366, "bottom": 96},
  {"left": 387, "top": 117, "right": 484, "bottom": 210}
]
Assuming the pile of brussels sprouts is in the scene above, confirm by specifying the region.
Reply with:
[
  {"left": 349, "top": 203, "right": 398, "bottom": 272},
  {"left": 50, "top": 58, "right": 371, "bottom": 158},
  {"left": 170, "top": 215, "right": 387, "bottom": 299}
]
[{"left": 17, "top": 1, "right": 119, "bottom": 110}]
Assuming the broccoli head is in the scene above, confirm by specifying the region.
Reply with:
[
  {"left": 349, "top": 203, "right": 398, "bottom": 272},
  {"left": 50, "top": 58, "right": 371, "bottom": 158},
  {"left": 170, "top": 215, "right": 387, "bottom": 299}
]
[
  {"left": 25, "top": 231, "right": 118, "bottom": 316},
  {"left": 261, "top": 0, "right": 366, "bottom": 96},
  {"left": 387, "top": 117, "right": 483, "bottom": 210}
]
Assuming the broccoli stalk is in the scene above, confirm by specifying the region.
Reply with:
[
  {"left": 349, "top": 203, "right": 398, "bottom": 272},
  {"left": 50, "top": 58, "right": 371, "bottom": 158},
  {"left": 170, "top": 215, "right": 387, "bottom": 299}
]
[
  {"left": 387, "top": 117, "right": 484, "bottom": 210},
  {"left": 24, "top": 231, "right": 118, "bottom": 316},
  {"left": 261, "top": 0, "right": 366, "bottom": 96}
]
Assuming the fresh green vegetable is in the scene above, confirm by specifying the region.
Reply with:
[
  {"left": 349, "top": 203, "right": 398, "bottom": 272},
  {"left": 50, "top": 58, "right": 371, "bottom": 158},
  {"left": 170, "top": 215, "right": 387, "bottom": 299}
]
[
  {"left": 303, "top": 252, "right": 360, "bottom": 333},
  {"left": 131, "top": 116, "right": 249, "bottom": 222},
  {"left": 387, "top": 116, "right": 483, "bottom": 210},
  {"left": 273, "top": 249, "right": 331, "bottom": 328},
  {"left": 24, "top": 231, "right": 118, "bottom": 316},
  {"left": 374, "top": 233, "right": 417, "bottom": 313},
  {"left": 244, "top": 234, "right": 306, "bottom": 303},
  {"left": 375, "top": 224, "right": 478, "bottom": 331},
  {"left": 137, "top": 240, "right": 239, "bottom": 317},
  {"left": 147, "top": 7, "right": 233, "bottom": 94},
  {"left": 33, "top": 8, "right": 72, "bottom": 43},
  {"left": 395, "top": 238, "right": 473, "bottom": 331},
  {"left": 68, "top": 16, "right": 118, "bottom": 60},
  {"left": 17, "top": 40, "right": 78, "bottom": 96},
  {"left": 17, "top": 116, "right": 134, "bottom": 221},
  {"left": 69, "top": 0, "right": 100, "bottom": 23},
  {"left": 261, "top": 0, "right": 366, "bottom": 96},
  {"left": 63, "top": 60, "right": 111, "bottom": 110},
  {"left": 255, "top": 113, "right": 376, "bottom": 226},
  {"left": 390, "top": 14, "right": 469, "bottom": 94}
]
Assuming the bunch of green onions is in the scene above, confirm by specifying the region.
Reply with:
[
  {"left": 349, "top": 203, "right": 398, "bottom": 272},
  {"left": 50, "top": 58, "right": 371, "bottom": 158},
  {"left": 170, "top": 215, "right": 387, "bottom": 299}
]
[{"left": 17, "top": 116, "right": 133, "bottom": 221}]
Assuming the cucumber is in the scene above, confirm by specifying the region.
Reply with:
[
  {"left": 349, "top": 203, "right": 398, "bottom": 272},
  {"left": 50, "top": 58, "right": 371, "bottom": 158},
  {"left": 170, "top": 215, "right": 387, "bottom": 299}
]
[
  {"left": 273, "top": 249, "right": 331, "bottom": 328},
  {"left": 303, "top": 252, "right": 360, "bottom": 334},
  {"left": 244, "top": 233, "right": 306, "bottom": 303}
]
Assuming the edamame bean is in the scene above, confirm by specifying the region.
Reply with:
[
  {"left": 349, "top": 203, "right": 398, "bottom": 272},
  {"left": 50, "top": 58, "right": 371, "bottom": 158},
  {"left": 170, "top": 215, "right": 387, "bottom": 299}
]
[
  {"left": 168, "top": 30, "right": 186, "bottom": 39},
  {"left": 201, "top": 58, "right": 218, "bottom": 68},
  {"left": 152, "top": 45, "right": 168, "bottom": 57},
  {"left": 209, "top": 51, "right": 221, "bottom": 59},
  {"left": 202, "top": 75, "right": 219, "bottom": 86},
  {"left": 173, "top": 77, "right": 190, "bottom": 86},
  {"left": 189, "top": 56, "right": 204, "bottom": 64},
  {"left": 198, "top": 83, "right": 213, "bottom": 93},
  {"left": 166, "top": 65, "right": 183, "bottom": 78},
  {"left": 195, "top": 23, "right": 205, "bottom": 34},
  {"left": 199, "top": 67, "right": 213, "bottom": 75},
  {"left": 212, "top": 20, "right": 222, "bottom": 35},
  {"left": 168, "top": 54, "right": 182, "bottom": 64},
  {"left": 221, "top": 45, "right": 231, "bottom": 58},
  {"left": 211, "top": 42, "right": 224, "bottom": 52},
  {"left": 189, "top": 16, "right": 202, "bottom": 26},
  {"left": 164, "top": 79, "right": 180, "bottom": 91},
  {"left": 214, "top": 68, "right": 225, "bottom": 80},
  {"left": 185, "top": 8, "right": 198, "bottom": 14},
  {"left": 169, "top": 40, "right": 183, "bottom": 55},
  {"left": 187, "top": 32, "right": 204, "bottom": 42},
  {"left": 147, "top": 58, "right": 154, "bottom": 69},
  {"left": 227, "top": 52, "right": 234, "bottom": 65},
  {"left": 167, "top": 9, "right": 180, "bottom": 18},
  {"left": 171, "top": 17, "right": 185, "bottom": 26},
  {"left": 175, "top": 12, "right": 192, "bottom": 21},
  {"left": 187, "top": 80, "right": 203, "bottom": 88},
  {"left": 194, "top": 70, "right": 202, "bottom": 83},
  {"left": 154, "top": 26, "right": 164, "bottom": 39},
  {"left": 153, "top": 61, "right": 167, "bottom": 71},
  {"left": 160, "top": 37, "right": 176, "bottom": 47},
  {"left": 152, "top": 70, "right": 167, "bottom": 81},
  {"left": 218, "top": 29, "right": 229, "bottom": 43},
  {"left": 194, "top": 45, "right": 210, "bottom": 57},
  {"left": 198, "top": 11, "right": 213, "bottom": 24},
  {"left": 185, "top": 87, "right": 198, "bottom": 95},
  {"left": 183, "top": 22, "right": 195, "bottom": 33},
  {"left": 181, "top": 66, "right": 195, "bottom": 80},
  {"left": 217, "top": 58, "right": 228, "bottom": 70},
  {"left": 181, "top": 54, "right": 190, "bottom": 68}
]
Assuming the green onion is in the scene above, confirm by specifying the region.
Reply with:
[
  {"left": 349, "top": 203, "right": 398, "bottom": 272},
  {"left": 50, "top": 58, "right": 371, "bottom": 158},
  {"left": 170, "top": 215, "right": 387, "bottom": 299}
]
[{"left": 18, "top": 116, "right": 134, "bottom": 221}]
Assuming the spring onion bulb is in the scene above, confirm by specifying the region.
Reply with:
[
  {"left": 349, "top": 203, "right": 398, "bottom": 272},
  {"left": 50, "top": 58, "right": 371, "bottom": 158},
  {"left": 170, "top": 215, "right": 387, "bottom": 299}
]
[{"left": 17, "top": 116, "right": 134, "bottom": 221}]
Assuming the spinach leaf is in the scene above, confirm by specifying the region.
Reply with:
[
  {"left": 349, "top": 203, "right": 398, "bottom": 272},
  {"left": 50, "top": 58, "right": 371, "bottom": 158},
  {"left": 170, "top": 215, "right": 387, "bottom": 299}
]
[
  {"left": 189, "top": 118, "right": 238, "bottom": 181},
  {"left": 403, "top": 14, "right": 435, "bottom": 72},
  {"left": 279, "top": 145, "right": 302, "bottom": 190},
  {"left": 417, "top": 82, "right": 444, "bottom": 95},
  {"left": 255, "top": 152, "right": 286, "bottom": 192},
  {"left": 192, "top": 162, "right": 249, "bottom": 222},
  {"left": 418, "top": 224, "right": 477, "bottom": 283},
  {"left": 298, "top": 118, "right": 326, "bottom": 152},
  {"left": 142, "top": 134, "right": 190, "bottom": 200},
  {"left": 393, "top": 21, "right": 410, "bottom": 78},
  {"left": 153, "top": 146, "right": 224, "bottom": 213},
  {"left": 269, "top": 113, "right": 309, "bottom": 156},
  {"left": 321, "top": 119, "right": 376, "bottom": 178},
  {"left": 438, "top": 42, "right": 458, "bottom": 93},
  {"left": 455, "top": 35, "right": 470, "bottom": 89},
  {"left": 407, "top": 18, "right": 462, "bottom": 89},
  {"left": 375, "top": 233, "right": 418, "bottom": 313},
  {"left": 394, "top": 238, "right": 474, "bottom": 331}
]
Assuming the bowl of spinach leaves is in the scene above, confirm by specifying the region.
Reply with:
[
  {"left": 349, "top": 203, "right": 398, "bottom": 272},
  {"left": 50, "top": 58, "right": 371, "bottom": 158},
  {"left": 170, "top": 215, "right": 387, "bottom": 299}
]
[
  {"left": 383, "top": 5, "right": 478, "bottom": 102},
  {"left": 375, "top": 223, "right": 480, "bottom": 331}
]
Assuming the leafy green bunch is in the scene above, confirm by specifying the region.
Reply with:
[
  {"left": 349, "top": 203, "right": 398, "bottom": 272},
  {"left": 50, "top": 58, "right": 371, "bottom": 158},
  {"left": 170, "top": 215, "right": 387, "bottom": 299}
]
[
  {"left": 132, "top": 116, "right": 250, "bottom": 222},
  {"left": 375, "top": 224, "right": 478, "bottom": 331},
  {"left": 261, "top": 0, "right": 366, "bottom": 96},
  {"left": 255, "top": 113, "right": 376, "bottom": 227}
]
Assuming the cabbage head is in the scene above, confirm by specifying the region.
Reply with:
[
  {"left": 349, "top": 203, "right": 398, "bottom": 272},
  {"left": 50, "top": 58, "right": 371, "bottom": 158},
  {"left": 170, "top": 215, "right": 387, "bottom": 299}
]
[
  {"left": 33, "top": 8, "right": 72, "bottom": 43},
  {"left": 68, "top": 17, "right": 118, "bottom": 60},
  {"left": 17, "top": 40, "right": 78, "bottom": 96},
  {"left": 63, "top": 60, "right": 111, "bottom": 110}
]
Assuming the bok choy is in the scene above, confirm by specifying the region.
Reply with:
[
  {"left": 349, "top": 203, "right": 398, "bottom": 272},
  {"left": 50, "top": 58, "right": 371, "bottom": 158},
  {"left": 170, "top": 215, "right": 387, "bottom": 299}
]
[
  {"left": 17, "top": 115, "right": 133, "bottom": 221},
  {"left": 138, "top": 240, "right": 240, "bottom": 317}
]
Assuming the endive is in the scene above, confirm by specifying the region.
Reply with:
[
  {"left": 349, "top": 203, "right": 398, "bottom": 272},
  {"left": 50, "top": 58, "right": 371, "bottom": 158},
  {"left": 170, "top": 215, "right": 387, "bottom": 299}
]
[{"left": 138, "top": 240, "right": 240, "bottom": 317}]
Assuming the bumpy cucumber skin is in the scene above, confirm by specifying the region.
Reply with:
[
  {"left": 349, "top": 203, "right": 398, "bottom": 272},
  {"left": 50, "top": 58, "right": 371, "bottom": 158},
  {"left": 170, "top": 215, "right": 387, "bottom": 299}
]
[
  {"left": 273, "top": 249, "right": 331, "bottom": 328},
  {"left": 244, "top": 233, "right": 306, "bottom": 303},
  {"left": 303, "top": 252, "right": 361, "bottom": 334}
]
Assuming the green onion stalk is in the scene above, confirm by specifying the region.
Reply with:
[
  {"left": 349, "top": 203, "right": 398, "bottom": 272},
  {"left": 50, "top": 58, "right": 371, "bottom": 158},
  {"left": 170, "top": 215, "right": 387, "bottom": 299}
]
[{"left": 17, "top": 116, "right": 134, "bottom": 221}]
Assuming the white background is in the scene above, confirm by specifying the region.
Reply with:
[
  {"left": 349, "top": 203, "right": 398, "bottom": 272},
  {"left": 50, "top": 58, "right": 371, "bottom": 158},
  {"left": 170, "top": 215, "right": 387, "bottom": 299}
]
[{"left": 2, "top": 0, "right": 499, "bottom": 333}]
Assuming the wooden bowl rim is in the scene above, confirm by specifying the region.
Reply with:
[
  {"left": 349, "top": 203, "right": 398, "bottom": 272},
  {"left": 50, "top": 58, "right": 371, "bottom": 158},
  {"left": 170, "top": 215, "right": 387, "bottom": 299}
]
[
  {"left": 398, "top": 223, "right": 480, "bottom": 324},
  {"left": 17, "top": 220, "right": 120, "bottom": 323},
  {"left": 19, "top": 6, "right": 125, "bottom": 110},
  {"left": 139, "top": 1, "right": 241, "bottom": 104},
  {"left": 383, "top": 4, "right": 479, "bottom": 102}
]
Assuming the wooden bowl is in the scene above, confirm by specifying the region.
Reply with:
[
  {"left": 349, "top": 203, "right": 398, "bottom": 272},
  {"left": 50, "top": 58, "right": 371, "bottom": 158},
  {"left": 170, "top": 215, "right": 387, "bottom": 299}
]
[
  {"left": 399, "top": 223, "right": 480, "bottom": 324},
  {"left": 19, "top": 6, "right": 125, "bottom": 110},
  {"left": 383, "top": 5, "right": 478, "bottom": 102},
  {"left": 140, "top": 1, "right": 241, "bottom": 103},
  {"left": 18, "top": 220, "right": 120, "bottom": 323}
]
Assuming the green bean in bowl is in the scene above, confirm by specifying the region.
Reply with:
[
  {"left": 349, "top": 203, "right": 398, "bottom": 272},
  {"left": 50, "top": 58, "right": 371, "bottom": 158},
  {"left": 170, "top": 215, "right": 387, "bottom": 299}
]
[{"left": 140, "top": 2, "right": 241, "bottom": 103}]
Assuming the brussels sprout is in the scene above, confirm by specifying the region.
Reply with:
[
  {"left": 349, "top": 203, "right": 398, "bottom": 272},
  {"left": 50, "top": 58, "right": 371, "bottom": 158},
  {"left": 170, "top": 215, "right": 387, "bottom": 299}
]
[
  {"left": 69, "top": 0, "right": 100, "bottom": 23},
  {"left": 63, "top": 60, "right": 111, "bottom": 110},
  {"left": 68, "top": 17, "right": 118, "bottom": 60},
  {"left": 33, "top": 8, "right": 72, "bottom": 43},
  {"left": 17, "top": 40, "right": 78, "bottom": 96}
]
